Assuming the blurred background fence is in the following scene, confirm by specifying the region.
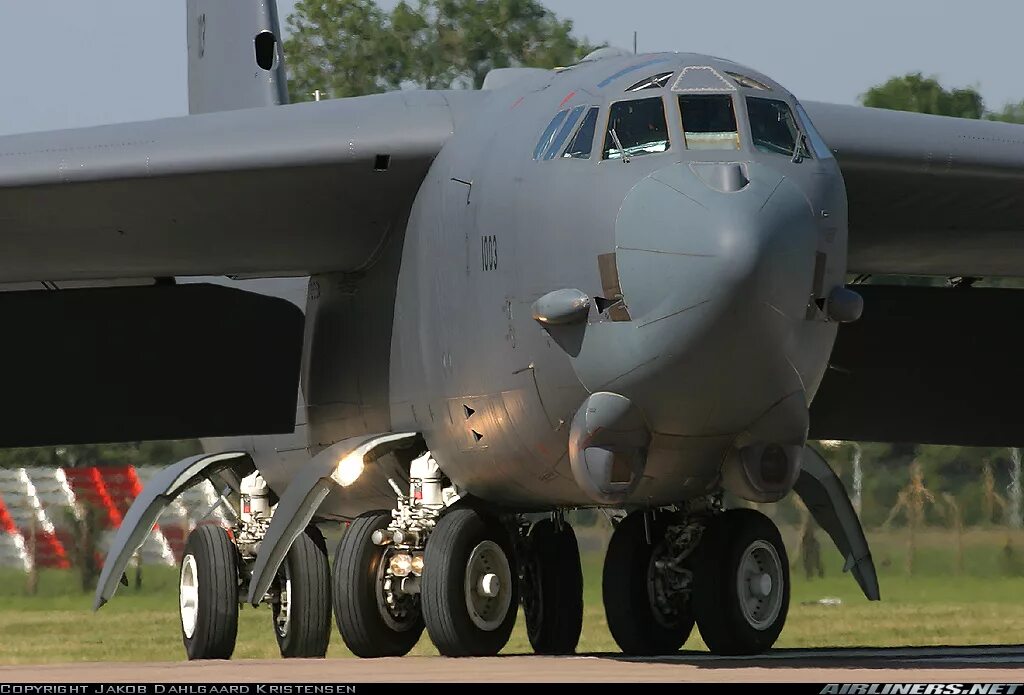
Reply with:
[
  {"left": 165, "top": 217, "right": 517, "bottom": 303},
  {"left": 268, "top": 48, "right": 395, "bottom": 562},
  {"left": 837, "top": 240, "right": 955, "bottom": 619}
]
[
  {"left": 2, "top": 442, "right": 1024, "bottom": 589},
  {"left": 0, "top": 464, "right": 228, "bottom": 591}
]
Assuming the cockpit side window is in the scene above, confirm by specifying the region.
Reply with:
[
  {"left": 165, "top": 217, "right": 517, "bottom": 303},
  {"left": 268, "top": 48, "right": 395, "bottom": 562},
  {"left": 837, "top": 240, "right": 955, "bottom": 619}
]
[
  {"left": 678, "top": 95, "right": 740, "bottom": 150},
  {"left": 602, "top": 97, "right": 670, "bottom": 160},
  {"left": 794, "top": 104, "right": 834, "bottom": 160},
  {"left": 747, "top": 97, "right": 803, "bottom": 157},
  {"left": 533, "top": 109, "right": 569, "bottom": 160},
  {"left": 563, "top": 107, "right": 600, "bottom": 159},
  {"left": 543, "top": 105, "right": 587, "bottom": 160}
]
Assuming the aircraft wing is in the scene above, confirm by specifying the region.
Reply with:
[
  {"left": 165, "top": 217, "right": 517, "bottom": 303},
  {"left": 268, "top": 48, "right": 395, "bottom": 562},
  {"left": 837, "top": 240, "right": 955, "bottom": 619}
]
[
  {"left": 0, "top": 90, "right": 475, "bottom": 283},
  {"left": 805, "top": 101, "right": 1024, "bottom": 278},
  {"left": 806, "top": 103, "right": 1024, "bottom": 446}
]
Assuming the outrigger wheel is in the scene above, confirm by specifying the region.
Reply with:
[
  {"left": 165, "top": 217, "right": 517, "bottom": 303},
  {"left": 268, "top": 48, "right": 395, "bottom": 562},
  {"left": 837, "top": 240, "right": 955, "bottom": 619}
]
[
  {"left": 179, "top": 524, "right": 240, "bottom": 660},
  {"left": 421, "top": 508, "right": 519, "bottom": 657},
  {"left": 271, "top": 526, "right": 332, "bottom": 658},
  {"left": 521, "top": 518, "right": 584, "bottom": 654}
]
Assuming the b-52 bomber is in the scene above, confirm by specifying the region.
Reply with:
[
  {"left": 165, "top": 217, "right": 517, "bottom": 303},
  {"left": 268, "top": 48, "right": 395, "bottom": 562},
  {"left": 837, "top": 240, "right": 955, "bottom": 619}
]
[{"left": 2, "top": 1, "right": 1023, "bottom": 660}]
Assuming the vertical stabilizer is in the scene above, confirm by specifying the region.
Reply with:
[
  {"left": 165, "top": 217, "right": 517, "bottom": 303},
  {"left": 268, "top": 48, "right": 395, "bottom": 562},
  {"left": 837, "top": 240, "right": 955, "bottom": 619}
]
[{"left": 186, "top": 0, "right": 289, "bottom": 114}]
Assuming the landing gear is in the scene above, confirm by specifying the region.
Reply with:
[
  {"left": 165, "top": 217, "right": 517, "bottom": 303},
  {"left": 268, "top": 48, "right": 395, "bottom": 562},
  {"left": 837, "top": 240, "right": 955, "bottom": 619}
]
[
  {"left": 175, "top": 471, "right": 336, "bottom": 661},
  {"left": 602, "top": 511, "right": 696, "bottom": 655},
  {"left": 421, "top": 508, "right": 519, "bottom": 657},
  {"left": 272, "top": 528, "right": 332, "bottom": 658},
  {"left": 179, "top": 524, "right": 239, "bottom": 660},
  {"left": 602, "top": 505, "right": 790, "bottom": 656},
  {"left": 333, "top": 512, "right": 425, "bottom": 657},
  {"left": 691, "top": 508, "right": 789, "bottom": 655},
  {"left": 520, "top": 518, "right": 583, "bottom": 655}
]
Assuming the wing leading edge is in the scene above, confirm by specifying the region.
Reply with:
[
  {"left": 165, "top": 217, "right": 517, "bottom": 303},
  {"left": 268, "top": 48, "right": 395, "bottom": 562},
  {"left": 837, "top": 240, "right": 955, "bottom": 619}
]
[
  {"left": 805, "top": 102, "right": 1024, "bottom": 277},
  {"left": 0, "top": 90, "right": 481, "bottom": 283}
]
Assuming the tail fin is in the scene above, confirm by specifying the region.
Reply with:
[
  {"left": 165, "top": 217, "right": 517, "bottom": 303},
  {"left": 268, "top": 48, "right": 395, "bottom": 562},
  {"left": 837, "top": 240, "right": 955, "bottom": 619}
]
[{"left": 186, "top": 0, "right": 289, "bottom": 114}]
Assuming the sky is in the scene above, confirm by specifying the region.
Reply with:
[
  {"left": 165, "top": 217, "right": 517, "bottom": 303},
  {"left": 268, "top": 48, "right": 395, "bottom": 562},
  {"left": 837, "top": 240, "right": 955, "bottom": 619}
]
[{"left": 0, "top": 0, "right": 1018, "bottom": 136}]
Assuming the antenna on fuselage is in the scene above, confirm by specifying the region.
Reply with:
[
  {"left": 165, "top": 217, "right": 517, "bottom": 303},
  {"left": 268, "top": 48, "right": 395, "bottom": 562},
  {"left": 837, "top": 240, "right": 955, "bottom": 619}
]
[{"left": 633, "top": 31, "right": 638, "bottom": 54}]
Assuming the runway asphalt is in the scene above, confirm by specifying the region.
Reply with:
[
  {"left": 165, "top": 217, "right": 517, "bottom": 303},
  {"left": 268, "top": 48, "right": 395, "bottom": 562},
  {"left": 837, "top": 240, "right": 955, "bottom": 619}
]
[{"left": 5, "top": 646, "right": 1024, "bottom": 682}]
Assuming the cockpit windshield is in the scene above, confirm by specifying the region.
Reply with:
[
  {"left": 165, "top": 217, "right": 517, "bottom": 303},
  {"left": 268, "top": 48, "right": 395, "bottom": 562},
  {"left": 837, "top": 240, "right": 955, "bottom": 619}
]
[
  {"left": 679, "top": 95, "right": 740, "bottom": 150},
  {"left": 747, "top": 97, "right": 802, "bottom": 157},
  {"left": 602, "top": 97, "right": 670, "bottom": 160}
]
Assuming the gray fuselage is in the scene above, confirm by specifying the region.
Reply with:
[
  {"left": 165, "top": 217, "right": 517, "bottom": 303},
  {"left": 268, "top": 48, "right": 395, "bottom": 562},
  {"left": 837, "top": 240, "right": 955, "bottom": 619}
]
[{"left": 250, "top": 52, "right": 849, "bottom": 514}]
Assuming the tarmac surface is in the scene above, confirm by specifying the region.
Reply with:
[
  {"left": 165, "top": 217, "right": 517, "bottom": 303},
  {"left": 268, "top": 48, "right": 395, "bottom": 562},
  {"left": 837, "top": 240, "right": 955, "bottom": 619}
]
[{"left": 5, "top": 646, "right": 1024, "bottom": 682}]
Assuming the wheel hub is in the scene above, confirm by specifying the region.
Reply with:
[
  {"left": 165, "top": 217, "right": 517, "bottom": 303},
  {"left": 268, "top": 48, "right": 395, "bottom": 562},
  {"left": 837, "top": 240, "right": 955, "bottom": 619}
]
[
  {"left": 736, "top": 540, "right": 784, "bottom": 630},
  {"left": 464, "top": 540, "right": 512, "bottom": 631},
  {"left": 377, "top": 549, "right": 421, "bottom": 633},
  {"left": 749, "top": 573, "right": 772, "bottom": 598},
  {"left": 478, "top": 572, "right": 501, "bottom": 598},
  {"left": 179, "top": 554, "right": 199, "bottom": 639}
]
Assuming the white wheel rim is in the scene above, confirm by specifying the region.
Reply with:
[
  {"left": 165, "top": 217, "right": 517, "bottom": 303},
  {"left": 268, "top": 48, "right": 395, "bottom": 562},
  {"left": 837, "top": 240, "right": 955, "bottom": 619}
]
[
  {"left": 274, "top": 564, "right": 292, "bottom": 639},
  {"left": 180, "top": 554, "right": 199, "bottom": 639},
  {"left": 464, "top": 540, "right": 513, "bottom": 631},
  {"left": 736, "top": 539, "right": 784, "bottom": 630}
]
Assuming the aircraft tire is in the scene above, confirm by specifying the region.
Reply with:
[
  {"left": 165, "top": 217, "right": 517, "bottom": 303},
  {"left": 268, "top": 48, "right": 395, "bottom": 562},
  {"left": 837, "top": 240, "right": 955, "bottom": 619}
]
[
  {"left": 522, "top": 519, "right": 583, "bottom": 655},
  {"left": 602, "top": 511, "right": 695, "bottom": 655},
  {"left": 692, "top": 508, "right": 789, "bottom": 655},
  {"left": 421, "top": 508, "right": 518, "bottom": 656},
  {"left": 179, "top": 524, "right": 239, "bottom": 660},
  {"left": 333, "top": 512, "right": 424, "bottom": 658},
  {"left": 273, "top": 528, "right": 332, "bottom": 658}
]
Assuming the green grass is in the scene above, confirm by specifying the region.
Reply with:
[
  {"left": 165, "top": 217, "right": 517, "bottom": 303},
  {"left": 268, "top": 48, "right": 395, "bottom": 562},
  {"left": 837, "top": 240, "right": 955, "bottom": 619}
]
[{"left": 2, "top": 527, "right": 1024, "bottom": 663}]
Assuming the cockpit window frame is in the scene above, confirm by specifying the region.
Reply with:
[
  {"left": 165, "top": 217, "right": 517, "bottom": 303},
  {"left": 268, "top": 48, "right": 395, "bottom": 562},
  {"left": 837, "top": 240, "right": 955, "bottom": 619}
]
[
  {"left": 725, "top": 71, "right": 771, "bottom": 91},
  {"left": 678, "top": 94, "right": 742, "bottom": 152},
  {"left": 794, "top": 103, "right": 834, "bottom": 160},
  {"left": 542, "top": 104, "right": 588, "bottom": 160},
  {"left": 625, "top": 71, "right": 676, "bottom": 92},
  {"left": 746, "top": 96, "right": 812, "bottom": 160},
  {"left": 562, "top": 106, "right": 601, "bottom": 160},
  {"left": 532, "top": 109, "right": 570, "bottom": 161},
  {"left": 600, "top": 94, "right": 673, "bottom": 162}
]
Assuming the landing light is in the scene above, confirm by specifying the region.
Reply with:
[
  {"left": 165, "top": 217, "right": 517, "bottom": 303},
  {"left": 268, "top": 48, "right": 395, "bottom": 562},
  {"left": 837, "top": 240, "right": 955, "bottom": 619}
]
[
  {"left": 332, "top": 452, "right": 365, "bottom": 487},
  {"left": 389, "top": 553, "right": 413, "bottom": 577}
]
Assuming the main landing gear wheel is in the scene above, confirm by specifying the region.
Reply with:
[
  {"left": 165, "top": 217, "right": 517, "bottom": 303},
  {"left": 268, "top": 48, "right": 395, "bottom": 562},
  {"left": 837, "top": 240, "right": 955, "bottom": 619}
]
[
  {"left": 521, "top": 519, "right": 583, "bottom": 655},
  {"left": 179, "top": 524, "right": 239, "bottom": 660},
  {"left": 272, "top": 527, "right": 332, "bottom": 658},
  {"left": 422, "top": 508, "right": 519, "bottom": 657},
  {"left": 602, "top": 511, "right": 695, "bottom": 656},
  {"left": 692, "top": 508, "right": 789, "bottom": 656},
  {"left": 333, "top": 512, "right": 424, "bottom": 658}
]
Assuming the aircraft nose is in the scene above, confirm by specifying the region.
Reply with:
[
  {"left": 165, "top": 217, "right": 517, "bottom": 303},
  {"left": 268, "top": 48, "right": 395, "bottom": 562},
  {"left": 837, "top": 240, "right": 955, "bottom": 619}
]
[
  {"left": 613, "top": 161, "right": 818, "bottom": 330},
  {"left": 574, "top": 161, "right": 822, "bottom": 437}
]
